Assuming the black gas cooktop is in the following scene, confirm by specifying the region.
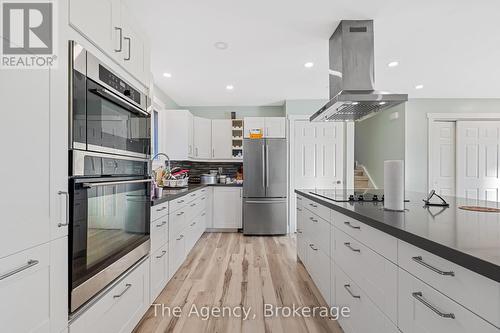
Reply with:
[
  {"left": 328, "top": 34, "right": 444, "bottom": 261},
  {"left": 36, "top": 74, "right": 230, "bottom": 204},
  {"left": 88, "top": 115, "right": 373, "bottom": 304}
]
[{"left": 308, "top": 189, "right": 386, "bottom": 202}]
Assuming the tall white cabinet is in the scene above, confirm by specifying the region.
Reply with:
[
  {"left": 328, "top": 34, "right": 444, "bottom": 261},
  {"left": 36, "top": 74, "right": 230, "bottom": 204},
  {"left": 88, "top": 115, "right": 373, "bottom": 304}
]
[
  {"left": 193, "top": 117, "right": 212, "bottom": 159},
  {"left": 211, "top": 120, "right": 233, "bottom": 159}
]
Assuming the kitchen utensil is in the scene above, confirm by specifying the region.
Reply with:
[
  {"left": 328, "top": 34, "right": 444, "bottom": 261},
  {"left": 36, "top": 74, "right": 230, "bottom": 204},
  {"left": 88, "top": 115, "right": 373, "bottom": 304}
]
[
  {"left": 201, "top": 174, "right": 217, "bottom": 185},
  {"left": 218, "top": 175, "right": 227, "bottom": 184}
]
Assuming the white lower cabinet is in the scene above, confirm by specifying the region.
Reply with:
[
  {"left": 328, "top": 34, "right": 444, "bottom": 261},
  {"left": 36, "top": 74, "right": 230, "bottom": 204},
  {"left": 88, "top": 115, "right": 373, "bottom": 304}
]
[
  {"left": 307, "top": 242, "right": 331, "bottom": 306},
  {"left": 398, "top": 268, "right": 498, "bottom": 333},
  {"left": 168, "top": 229, "right": 186, "bottom": 278},
  {"left": 213, "top": 187, "right": 242, "bottom": 228},
  {"left": 69, "top": 258, "right": 150, "bottom": 333},
  {"left": 150, "top": 245, "right": 168, "bottom": 301}
]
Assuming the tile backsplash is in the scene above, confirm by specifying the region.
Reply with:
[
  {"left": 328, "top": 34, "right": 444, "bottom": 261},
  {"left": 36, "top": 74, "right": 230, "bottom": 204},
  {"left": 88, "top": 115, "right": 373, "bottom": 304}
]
[{"left": 170, "top": 160, "right": 243, "bottom": 182}]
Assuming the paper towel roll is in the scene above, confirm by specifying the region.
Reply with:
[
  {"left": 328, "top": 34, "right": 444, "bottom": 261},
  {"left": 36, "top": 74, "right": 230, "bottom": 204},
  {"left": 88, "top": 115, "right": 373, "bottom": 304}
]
[{"left": 384, "top": 160, "right": 405, "bottom": 211}]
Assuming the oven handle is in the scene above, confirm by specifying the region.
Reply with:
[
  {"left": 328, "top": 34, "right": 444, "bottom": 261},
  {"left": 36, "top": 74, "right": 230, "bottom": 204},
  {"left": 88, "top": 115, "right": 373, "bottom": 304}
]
[
  {"left": 83, "top": 179, "right": 152, "bottom": 188},
  {"left": 89, "top": 87, "right": 149, "bottom": 117}
]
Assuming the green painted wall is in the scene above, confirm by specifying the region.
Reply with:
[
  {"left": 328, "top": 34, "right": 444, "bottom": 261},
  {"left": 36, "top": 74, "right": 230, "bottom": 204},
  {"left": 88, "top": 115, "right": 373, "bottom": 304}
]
[
  {"left": 181, "top": 105, "right": 285, "bottom": 119},
  {"left": 154, "top": 85, "right": 179, "bottom": 109},
  {"left": 285, "top": 99, "right": 328, "bottom": 116}
]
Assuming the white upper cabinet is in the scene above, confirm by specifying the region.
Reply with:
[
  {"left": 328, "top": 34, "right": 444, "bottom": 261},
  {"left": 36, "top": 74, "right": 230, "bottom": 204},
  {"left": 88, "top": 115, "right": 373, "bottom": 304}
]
[
  {"left": 244, "top": 117, "right": 286, "bottom": 138},
  {"left": 69, "top": 0, "right": 151, "bottom": 86},
  {"left": 211, "top": 120, "right": 233, "bottom": 159},
  {"left": 193, "top": 117, "right": 212, "bottom": 159},
  {"left": 159, "top": 110, "right": 192, "bottom": 160},
  {"left": 187, "top": 113, "right": 194, "bottom": 158}
]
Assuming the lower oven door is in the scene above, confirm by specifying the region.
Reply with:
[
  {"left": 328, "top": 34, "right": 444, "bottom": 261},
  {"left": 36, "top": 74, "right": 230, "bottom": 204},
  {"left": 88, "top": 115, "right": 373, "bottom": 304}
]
[{"left": 70, "top": 176, "right": 151, "bottom": 312}]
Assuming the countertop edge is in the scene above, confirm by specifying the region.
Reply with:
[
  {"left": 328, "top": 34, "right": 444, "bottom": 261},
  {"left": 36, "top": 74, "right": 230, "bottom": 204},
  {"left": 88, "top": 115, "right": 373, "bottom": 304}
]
[
  {"left": 295, "top": 189, "right": 500, "bottom": 283},
  {"left": 152, "top": 183, "right": 243, "bottom": 206}
]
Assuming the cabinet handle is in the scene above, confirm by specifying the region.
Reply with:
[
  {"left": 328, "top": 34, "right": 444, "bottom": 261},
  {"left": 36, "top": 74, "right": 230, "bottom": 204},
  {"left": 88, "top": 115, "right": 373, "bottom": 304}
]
[
  {"left": 344, "top": 242, "right": 361, "bottom": 253},
  {"left": 190, "top": 194, "right": 196, "bottom": 197},
  {"left": 156, "top": 250, "right": 167, "bottom": 259},
  {"left": 309, "top": 203, "right": 318, "bottom": 208},
  {"left": 297, "top": 229, "right": 302, "bottom": 234},
  {"left": 297, "top": 197, "right": 302, "bottom": 201},
  {"left": 177, "top": 200, "right": 185, "bottom": 204},
  {"left": 0, "top": 259, "right": 39, "bottom": 281},
  {"left": 411, "top": 292, "right": 455, "bottom": 319},
  {"left": 195, "top": 147, "right": 198, "bottom": 156},
  {"left": 124, "top": 37, "right": 131, "bottom": 61},
  {"left": 201, "top": 212, "right": 206, "bottom": 216},
  {"left": 344, "top": 284, "right": 361, "bottom": 299},
  {"left": 176, "top": 235, "right": 184, "bottom": 240},
  {"left": 57, "top": 190, "right": 69, "bottom": 227},
  {"left": 309, "top": 217, "right": 318, "bottom": 223},
  {"left": 201, "top": 197, "right": 206, "bottom": 200},
  {"left": 177, "top": 212, "right": 184, "bottom": 216},
  {"left": 296, "top": 207, "right": 302, "bottom": 211},
  {"left": 411, "top": 256, "right": 455, "bottom": 276},
  {"left": 113, "top": 283, "right": 132, "bottom": 298},
  {"left": 309, "top": 244, "right": 318, "bottom": 251},
  {"left": 344, "top": 221, "right": 361, "bottom": 230},
  {"left": 114, "top": 27, "right": 122, "bottom": 52},
  {"left": 156, "top": 221, "right": 167, "bottom": 227},
  {"left": 212, "top": 148, "right": 215, "bottom": 158},
  {"left": 156, "top": 206, "right": 167, "bottom": 212},
  {"left": 190, "top": 222, "right": 196, "bottom": 226}
]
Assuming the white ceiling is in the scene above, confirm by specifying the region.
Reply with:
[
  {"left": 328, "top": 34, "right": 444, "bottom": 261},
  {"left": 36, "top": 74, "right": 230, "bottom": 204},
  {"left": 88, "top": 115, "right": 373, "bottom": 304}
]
[{"left": 125, "top": 0, "right": 500, "bottom": 106}]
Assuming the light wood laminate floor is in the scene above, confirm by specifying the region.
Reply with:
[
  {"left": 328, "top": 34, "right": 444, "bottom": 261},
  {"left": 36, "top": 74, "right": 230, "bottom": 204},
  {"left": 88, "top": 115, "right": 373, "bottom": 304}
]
[{"left": 134, "top": 232, "right": 343, "bottom": 333}]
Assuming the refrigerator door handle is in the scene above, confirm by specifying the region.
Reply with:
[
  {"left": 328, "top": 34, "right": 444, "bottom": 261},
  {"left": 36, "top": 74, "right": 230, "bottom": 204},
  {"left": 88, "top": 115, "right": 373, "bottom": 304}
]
[
  {"left": 266, "top": 144, "right": 270, "bottom": 188},
  {"left": 262, "top": 144, "right": 266, "bottom": 189}
]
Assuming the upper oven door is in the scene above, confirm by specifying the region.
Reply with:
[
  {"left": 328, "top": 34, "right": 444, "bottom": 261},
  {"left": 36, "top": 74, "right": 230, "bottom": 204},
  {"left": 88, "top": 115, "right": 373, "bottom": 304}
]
[{"left": 86, "top": 79, "right": 151, "bottom": 158}]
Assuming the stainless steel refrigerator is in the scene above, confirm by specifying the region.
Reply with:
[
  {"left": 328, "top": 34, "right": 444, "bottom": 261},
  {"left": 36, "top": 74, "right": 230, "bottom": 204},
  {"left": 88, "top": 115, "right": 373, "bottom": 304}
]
[{"left": 243, "top": 138, "right": 287, "bottom": 235}]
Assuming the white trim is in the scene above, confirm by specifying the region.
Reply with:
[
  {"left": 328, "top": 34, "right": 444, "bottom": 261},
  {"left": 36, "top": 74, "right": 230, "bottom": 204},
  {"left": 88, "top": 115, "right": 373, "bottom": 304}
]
[
  {"left": 359, "top": 164, "right": 378, "bottom": 189},
  {"left": 427, "top": 112, "right": 500, "bottom": 193}
]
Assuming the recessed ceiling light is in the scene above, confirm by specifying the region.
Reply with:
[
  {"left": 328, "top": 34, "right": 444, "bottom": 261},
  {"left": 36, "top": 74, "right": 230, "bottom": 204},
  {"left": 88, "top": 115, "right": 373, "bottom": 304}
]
[
  {"left": 214, "top": 41, "right": 229, "bottom": 50},
  {"left": 415, "top": 84, "right": 424, "bottom": 90},
  {"left": 388, "top": 61, "right": 399, "bottom": 68},
  {"left": 304, "top": 62, "right": 314, "bottom": 68},
  {"left": 163, "top": 72, "right": 172, "bottom": 78},
  {"left": 226, "top": 85, "right": 234, "bottom": 90}
]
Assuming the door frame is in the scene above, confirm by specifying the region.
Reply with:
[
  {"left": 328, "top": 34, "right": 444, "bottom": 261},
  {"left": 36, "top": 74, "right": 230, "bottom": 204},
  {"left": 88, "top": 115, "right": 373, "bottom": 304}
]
[
  {"left": 427, "top": 113, "right": 500, "bottom": 194},
  {"left": 287, "top": 115, "right": 354, "bottom": 233}
]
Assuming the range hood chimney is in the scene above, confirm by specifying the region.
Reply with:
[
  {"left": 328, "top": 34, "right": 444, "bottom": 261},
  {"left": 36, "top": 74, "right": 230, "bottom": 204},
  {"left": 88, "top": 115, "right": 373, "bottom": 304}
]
[{"left": 310, "top": 20, "right": 407, "bottom": 122}]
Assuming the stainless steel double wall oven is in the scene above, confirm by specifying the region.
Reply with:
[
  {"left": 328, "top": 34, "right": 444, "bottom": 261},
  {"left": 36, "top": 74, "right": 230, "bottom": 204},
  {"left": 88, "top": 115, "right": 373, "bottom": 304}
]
[{"left": 69, "top": 41, "right": 151, "bottom": 313}]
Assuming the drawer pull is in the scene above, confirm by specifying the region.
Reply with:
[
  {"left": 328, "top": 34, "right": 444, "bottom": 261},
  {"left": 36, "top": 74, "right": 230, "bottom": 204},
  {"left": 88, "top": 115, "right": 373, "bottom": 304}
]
[
  {"left": 113, "top": 283, "right": 132, "bottom": 298},
  {"left": 0, "top": 259, "right": 39, "bottom": 281},
  {"left": 412, "top": 256, "right": 455, "bottom": 276},
  {"left": 297, "top": 197, "right": 302, "bottom": 200},
  {"left": 156, "top": 207, "right": 167, "bottom": 212},
  {"left": 190, "top": 203, "right": 196, "bottom": 207},
  {"left": 177, "top": 212, "right": 184, "bottom": 216},
  {"left": 411, "top": 292, "right": 455, "bottom": 319},
  {"left": 309, "top": 244, "right": 318, "bottom": 251},
  {"left": 297, "top": 229, "right": 302, "bottom": 234},
  {"left": 344, "top": 284, "right": 361, "bottom": 299},
  {"left": 191, "top": 194, "right": 196, "bottom": 197},
  {"left": 296, "top": 207, "right": 302, "bottom": 212},
  {"left": 344, "top": 242, "right": 361, "bottom": 253},
  {"left": 201, "top": 213, "right": 206, "bottom": 216},
  {"left": 309, "top": 203, "right": 318, "bottom": 208},
  {"left": 190, "top": 222, "right": 196, "bottom": 226},
  {"left": 309, "top": 217, "right": 318, "bottom": 223},
  {"left": 201, "top": 197, "right": 206, "bottom": 200},
  {"left": 156, "top": 250, "right": 167, "bottom": 259},
  {"left": 344, "top": 221, "right": 361, "bottom": 230},
  {"left": 176, "top": 235, "right": 184, "bottom": 240},
  {"left": 156, "top": 221, "right": 167, "bottom": 227},
  {"left": 177, "top": 200, "right": 185, "bottom": 204}
]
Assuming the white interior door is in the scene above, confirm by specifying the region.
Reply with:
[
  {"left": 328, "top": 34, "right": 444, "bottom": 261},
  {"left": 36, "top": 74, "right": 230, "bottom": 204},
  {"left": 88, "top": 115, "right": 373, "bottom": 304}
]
[
  {"left": 429, "top": 121, "right": 456, "bottom": 196},
  {"left": 456, "top": 121, "right": 500, "bottom": 201}
]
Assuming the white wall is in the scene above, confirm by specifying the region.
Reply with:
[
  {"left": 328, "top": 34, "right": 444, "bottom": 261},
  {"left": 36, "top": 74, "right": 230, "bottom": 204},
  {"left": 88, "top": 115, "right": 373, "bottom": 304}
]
[{"left": 406, "top": 99, "right": 500, "bottom": 193}]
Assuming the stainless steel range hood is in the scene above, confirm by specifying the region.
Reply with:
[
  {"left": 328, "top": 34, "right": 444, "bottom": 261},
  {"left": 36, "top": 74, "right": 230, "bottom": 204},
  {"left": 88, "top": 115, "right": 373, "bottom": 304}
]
[{"left": 310, "top": 20, "right": 407, "bottom": 122}]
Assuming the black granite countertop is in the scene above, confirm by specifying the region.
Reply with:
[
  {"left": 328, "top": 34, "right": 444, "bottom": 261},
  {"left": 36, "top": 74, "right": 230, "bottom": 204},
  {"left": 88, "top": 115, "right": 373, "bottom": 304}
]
[
  {"left": 295, "top": 189, "right": 500, "bottom": 283},
  {"left": 152, "top": 183, "right": 243, "bottom": 206}
]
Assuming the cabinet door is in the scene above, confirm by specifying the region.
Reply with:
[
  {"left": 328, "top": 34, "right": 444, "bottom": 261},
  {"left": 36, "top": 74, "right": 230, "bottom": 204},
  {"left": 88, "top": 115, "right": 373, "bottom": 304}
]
[
  {"left": 150, "top": 245, "right": 168, "bottom": 301},
  {"left": 160, "top": 110, "right": 192, "bottom": 160},
  {"left": 211, "top": 120, "right": 232, "bottom": 159},
  {"left": 265, "top": 117, "right": 286, "bottom": 138},
  {"left": 296, "top": 207, "right": 306, "bottom": 262},
  {"left": 120, "top": 2, "right": 145, "bottom": 83},
  {"left": 213, "top": 188, "right": 242, "bottom": 228},
  {"left": 193, "top": 117, "right": 212, "bottom": 159},
  {"left": 244, "top": 117, "right": 265, "bottom": 138},
  {"left": 204, "top": 188, "right": 213, "bottom": 228},
  {"left": 69, "top": 0, "right": 120, "bottom": 56},
  {"left": 1, "top": 68, "right": 51, "bottom": 258},
  {"left": 168, "top": 231, "right": 185, "bottom": 278}
]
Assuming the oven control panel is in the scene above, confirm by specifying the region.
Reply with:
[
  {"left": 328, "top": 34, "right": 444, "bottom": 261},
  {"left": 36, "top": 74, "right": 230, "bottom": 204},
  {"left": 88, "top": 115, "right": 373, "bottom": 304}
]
[{"left": 98, "top": 64, "right": 141, "bottom": 105}]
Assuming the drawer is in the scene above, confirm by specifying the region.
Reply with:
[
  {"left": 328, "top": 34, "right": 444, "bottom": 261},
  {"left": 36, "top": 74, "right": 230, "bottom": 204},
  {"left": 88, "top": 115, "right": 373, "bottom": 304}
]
[
  {"left": 399, "top": 241, "right": 500, "bottom": 327},
  {"left": 335, "top": 265, "right": 398, "bottom": 333},
  {"left": 169, "top": 206, "right": 188, "bottom": 237},
  {"left": 335, "top": 229, "right": 397, "bottom": 323},
  {"left": 308, "top": 243, "right": 330, "bottom": 305},
  {"left": 296, "top": 195, "right": 304, "bottom": 207},
  {"left": 398, "top": 268, "right": 498, "bottom": 333},
  {"left": 150, "top": 244, "right": 168, "bottom": 301},
  {"left": 151, "top": 202, "right": 169, "bottom": 221},
  {"left": 0, "top": 243, "right": 50, "bottom": 333},
  {"left": 70, "top": 259, "right": 150, "bottom": 333},
  {"left": 303, "top": 197, "right": 331, "bottom": 223},
  {"left": 303, "top": 209, "right": 331, "bottom": 257},
  {"left": 169, "top": 195, "right": 189, "bottom": 213},
  {"left": 332, "top": 210, "right": 397, "bottom": 263},
  {"left": 150, "top": 216, "right": 168, "bottom": 252}
]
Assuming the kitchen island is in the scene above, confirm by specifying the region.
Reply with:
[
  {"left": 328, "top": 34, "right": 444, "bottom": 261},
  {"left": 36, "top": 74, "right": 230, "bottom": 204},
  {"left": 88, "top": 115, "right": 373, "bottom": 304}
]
[{"left": 295, "top": 189, "right": 499, "bottom": 333}]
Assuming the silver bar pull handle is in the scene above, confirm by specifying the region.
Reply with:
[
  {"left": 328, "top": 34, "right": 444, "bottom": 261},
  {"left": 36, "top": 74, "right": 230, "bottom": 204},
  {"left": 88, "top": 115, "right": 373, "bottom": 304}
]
[
  {"left": 113, "top": 283, "right": 132, "bottom": 298},
  {"left": 412, "top": 292, "right": 455, "bottom": 319},
  {"left": 0, "top": 259, "right": 39, "bottom": 281},
  {"left": 124, "top": 37, "right": 131, "bottom": 61},
  {"left": 266, "top": 144, "right": 270, "bottom": 188},
  {"left": 89, "top": 88, "right": 148, "bottom": 116},
  {"left": 156, "top": 207, "right": 167, "bottom": 212},
  {"left": 114, "top": 27, "right": 122, "bottom": 52},
  {"left": 83, "top": 179, "right": 151, "bottom": 188},
  {"left": 344, "top": 284, "right": 361, "bottom": 299},
  {"left": 58, "top": 191, "right": 69, "bottom": 227},
  {"left": 262, "top": 144, "right": 266, "bottom": 189},
  {"left": 155, "top": 251, "right": 167, "bottom": 259},
  {"left": 309, "top": 244, "right": 318, "bottom": 251},
  {"left": 309, "top": 217, "right": 318, "bottom": 223},
  {"left": 344, "top": 242, "right": 361, "bottom": 253},
  {"left": 156, "top": 221, "right": 167, "bottom": 228},
  {"left": 344, "top": 221, "right": 361, "bottom": 230},
  {"left": 412, "top": 256, "right": 455, "bottom": 276}
]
